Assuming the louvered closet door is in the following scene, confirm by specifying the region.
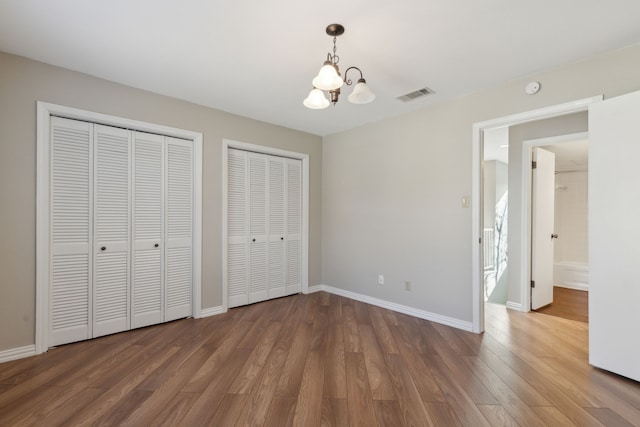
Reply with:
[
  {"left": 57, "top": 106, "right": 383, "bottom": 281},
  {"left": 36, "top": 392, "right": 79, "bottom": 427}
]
[
  {"left": 93, "top": 125, "right": 131, "bottom": 338},
  {"left": 131, "top": 132, "right": 164, "bottom": 328},
  {"left": 286, "top": 159, "right": 302, "bottom": 295},
  {"left": 50, "top": 117, "right": 93, "bottom": 346},
  {"left": 268, "top": 156, "right": 286, "bottom": 299},
  {"left": 249, "top": 153, "right": 268, "bottom": 303},
  {"left": 227, "top": 148, "right": 249, "bottom": 308},
  {"left": 165, "top": 137, "right": 193, "bottom": 321}
]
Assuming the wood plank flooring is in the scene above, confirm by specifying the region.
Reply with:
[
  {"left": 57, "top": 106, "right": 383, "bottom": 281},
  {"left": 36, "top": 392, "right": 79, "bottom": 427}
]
[
  {"left": 536, "top": 286, "right": 589, "bottom": 323},
  {"left": 1, "top": 292, "right": 639, "bottom": 426}
]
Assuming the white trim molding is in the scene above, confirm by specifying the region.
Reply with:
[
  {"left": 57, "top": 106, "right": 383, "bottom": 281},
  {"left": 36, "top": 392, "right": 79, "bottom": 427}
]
[
  {"left": 315, "top": 285, "right": 473, "bottom": 332},
  {"left": 36, "top": 101, "right": 204, "bottom": 354},
  {"left": 199, "top": 306, "right": 227, "bottom": 318},
  {"left": 471, "top": 96, "right": 603, "bottom": 333},
  {"left": 221, "top": 139, "right": 310, "bottom": 312},
  {"left": 506, "top": 301, "right": 523, "bottom": 311},
  {"left": 0, "top": 345, "right": 37, "bottom": 364},
  {"left": 306, "top": 285, "right": 324, "bottom": 294},
  {"left": 556, "top": 283, "right": 588, "bottom": 292}
]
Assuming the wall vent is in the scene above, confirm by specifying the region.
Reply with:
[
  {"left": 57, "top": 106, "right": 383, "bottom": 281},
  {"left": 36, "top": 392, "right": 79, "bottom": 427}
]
[{"left": 396, "top": 87, "right": 435, "bottom": 102}]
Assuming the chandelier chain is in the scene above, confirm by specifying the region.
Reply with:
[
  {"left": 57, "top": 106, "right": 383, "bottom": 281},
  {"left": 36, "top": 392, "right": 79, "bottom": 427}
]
[{"left": 332, "top": 36, "right": 340, "bottom": 65}]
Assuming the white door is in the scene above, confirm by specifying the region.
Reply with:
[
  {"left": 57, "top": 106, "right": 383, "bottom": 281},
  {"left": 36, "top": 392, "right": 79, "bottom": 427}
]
[
  {"left": 268, "top": 156, "right": 287, "bottom": 299},
  {"left": 249, "top": 153, "right": 268, "bottom": 303},
  {"left": 226, "top": 149, "right": 303, "bottom": 308},
  {"left": 165, "top": 137, "right": 194, "bottom": 321},
  {"left": 131, "top": 132, "right": 164, "bottom": 328},
  {"left": 92, "top": 125, "right": 131, "bottom": 337},
  {"left": 227, "top": 148, "right": 249, "bottom": 307},
  {"left": 46, "top": 113, "right": 197, "bottom": 348},
  {"left": 49, "top": 118, "right": 93, "bottom": 346},
  {"left": 589, "top": 90, "right": 640, "bottom": 382},
  {"left": 286, "top": 159, "right": 302, "bottom": 295},
  {"left": 531, "top": 147, "right": 556, "bottom": 310}
]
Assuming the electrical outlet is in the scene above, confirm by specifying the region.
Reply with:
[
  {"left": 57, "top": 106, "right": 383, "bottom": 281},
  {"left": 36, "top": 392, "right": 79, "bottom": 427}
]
[
  {"left": 405, "top": 280, "right": 412, "bottom": 291},
  {"left": 378, "top": 275, "right": 384, "bottom": 285}
]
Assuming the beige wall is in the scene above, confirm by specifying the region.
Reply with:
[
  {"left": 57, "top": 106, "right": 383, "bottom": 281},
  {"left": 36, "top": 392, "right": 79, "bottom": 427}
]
[
  {"left": 0, "top": 51, "right": 323, "bottom": 351},
  {"left": 322, "top": 43, "right": 640, "bottom": 323},
  {"left": 554, "top": 171, "right": 589, "bottom": 263}
]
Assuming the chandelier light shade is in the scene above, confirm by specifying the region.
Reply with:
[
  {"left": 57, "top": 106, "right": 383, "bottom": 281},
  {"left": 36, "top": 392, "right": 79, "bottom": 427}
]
[
  {"left": 347, "top": 76, "right": 376, "bottom": 104},
  {"left": 312, "top": 57, "right": 344, "bottom": 91},
  {"left": 303, "top": 87, "right": 330, "bottom": 109},
  {"left": 304, "top": 24, "right": 375, "bottom": 109}
]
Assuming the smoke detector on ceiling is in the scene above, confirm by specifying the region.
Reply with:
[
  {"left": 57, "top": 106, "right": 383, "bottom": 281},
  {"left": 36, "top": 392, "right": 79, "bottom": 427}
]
[{"left": 525, "top": 81, "right": 541, "bottom": 95}]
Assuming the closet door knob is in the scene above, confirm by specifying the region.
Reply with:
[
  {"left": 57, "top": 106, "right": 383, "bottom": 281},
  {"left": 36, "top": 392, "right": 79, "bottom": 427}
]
[
  {"left": 252, "top": 238, "right": 256, "bottom": 242},
  {"left": 154, "top": 243, "right": 159, "bottom": 248},
  {"left": 281, "top": 237, "right": 284, "bottom": 240},
  {"left": 100, "top": 246, "right": 106, "bottom": 251}
]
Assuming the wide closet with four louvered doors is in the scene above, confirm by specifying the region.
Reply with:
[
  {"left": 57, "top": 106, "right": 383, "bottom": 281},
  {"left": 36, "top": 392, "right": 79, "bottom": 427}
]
[
  {"left": 227, "top": 148, "right": 302, "bottom": 307},
  {"left": 49, "top": 116, "right": 194, "bottom": 346}
]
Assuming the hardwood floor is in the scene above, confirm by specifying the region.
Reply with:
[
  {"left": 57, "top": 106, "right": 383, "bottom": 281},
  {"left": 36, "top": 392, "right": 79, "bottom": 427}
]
[
  {"left": 535, "top": 286, "right": 589, "bottom": 323},
  {"left": 1, "top": 292, "right": 639, "bottom": 426}
]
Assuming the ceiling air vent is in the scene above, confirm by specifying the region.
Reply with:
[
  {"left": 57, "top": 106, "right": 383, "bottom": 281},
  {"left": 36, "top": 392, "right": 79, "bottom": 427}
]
[{"left": 396, "top": 87, "right": 435, "bottom": 102}]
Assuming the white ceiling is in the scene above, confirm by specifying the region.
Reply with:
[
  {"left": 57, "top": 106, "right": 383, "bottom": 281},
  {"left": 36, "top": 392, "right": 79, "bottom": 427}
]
[{"left": 2, "top": 1, "right": 640, "bottom": 136}]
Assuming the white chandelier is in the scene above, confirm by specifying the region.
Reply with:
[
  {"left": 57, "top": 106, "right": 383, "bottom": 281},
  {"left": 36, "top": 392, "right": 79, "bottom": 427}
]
[{"left": 303, "top": 24, "right": 375, "bottom": 109}]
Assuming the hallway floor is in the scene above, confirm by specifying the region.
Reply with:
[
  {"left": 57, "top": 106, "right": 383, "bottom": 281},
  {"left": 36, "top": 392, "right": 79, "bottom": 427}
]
[{"left": 535, "top": 286, "right": 588, "bottom": 323}]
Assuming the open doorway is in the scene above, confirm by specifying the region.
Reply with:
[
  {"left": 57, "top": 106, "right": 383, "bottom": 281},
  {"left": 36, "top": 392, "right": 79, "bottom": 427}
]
[
  {"left": 481, "top": 128, "right": 590, "bottom": 323},
  {"left": 471, "top": 96, "right": 602, "bottom": 333},
  {"left": 528, "top": 134, "right": 589, "bottom": 323},
  {"left": 483, "top": 128, "right": 509, "bottom": 305},
  {"left": 511, "top": 115, "right": 588, "bottom": 322}
]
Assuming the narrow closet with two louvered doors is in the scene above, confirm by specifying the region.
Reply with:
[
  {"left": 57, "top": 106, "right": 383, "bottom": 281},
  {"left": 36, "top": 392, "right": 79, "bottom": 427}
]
[
  {"left": 49, "top": 117, "right": 193, "bottom": 346},
  {"left": 227, "top": 148, "right": 302, "bottom": 307}
]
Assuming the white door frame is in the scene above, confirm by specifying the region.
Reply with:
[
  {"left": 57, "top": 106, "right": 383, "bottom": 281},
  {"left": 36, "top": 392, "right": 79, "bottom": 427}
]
[
  {"left": 36, "top": 102, "right": 203, "bottom": 354},
  {"left": 221, "top": 139, "right": 310, "bottom": 311},
  {"left": 471, "top": 96, "right": 602, "bottom": 333}
]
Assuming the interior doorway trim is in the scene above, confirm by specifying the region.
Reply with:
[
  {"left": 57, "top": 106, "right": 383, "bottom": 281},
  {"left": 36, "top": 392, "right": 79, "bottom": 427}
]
[
  {"left": 471, "top": 96, "right": 602, "bottom": 333},
  {"left": 221, "top": 139, "right": 310, "bottom": 311},
  {"left": 36, "top": 102, "right": 203, "bottom": 354}
]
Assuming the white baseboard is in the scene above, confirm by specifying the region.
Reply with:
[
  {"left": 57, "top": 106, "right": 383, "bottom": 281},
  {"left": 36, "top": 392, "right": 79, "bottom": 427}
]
[
  {"left": 0, "top": 344, "right": 37, "bottom": 364},
  {"left": 506, "top": 301, "right": 523, "bottom": 311},
  {"left": 199, "top": 305, "right": 226, "bottom": 318},
  {"left": 314, "top": 284, "right": 473, "bottom": 332},
  {"left": 555, "top": 283, "right": 588, "bottom": 292},
  {"left": 306, "top": 285, "right": 324, "bottom": 294}
]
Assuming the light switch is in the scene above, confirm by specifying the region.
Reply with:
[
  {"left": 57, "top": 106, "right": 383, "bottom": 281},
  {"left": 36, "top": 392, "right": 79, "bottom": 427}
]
[{"left": 462, "top": 196, "right": 471, "bottom": 208}]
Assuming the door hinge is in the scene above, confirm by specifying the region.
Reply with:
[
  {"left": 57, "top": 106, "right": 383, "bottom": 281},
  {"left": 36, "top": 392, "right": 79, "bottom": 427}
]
[
  {"left": 532, "top": 161, "right": 537, "bottom": 169},
  {"left": 479, "top": 237, "right": 482, "bottom": 244},
  {"left": 530, "top": 280, "right": 535, "bottom": 288}
]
